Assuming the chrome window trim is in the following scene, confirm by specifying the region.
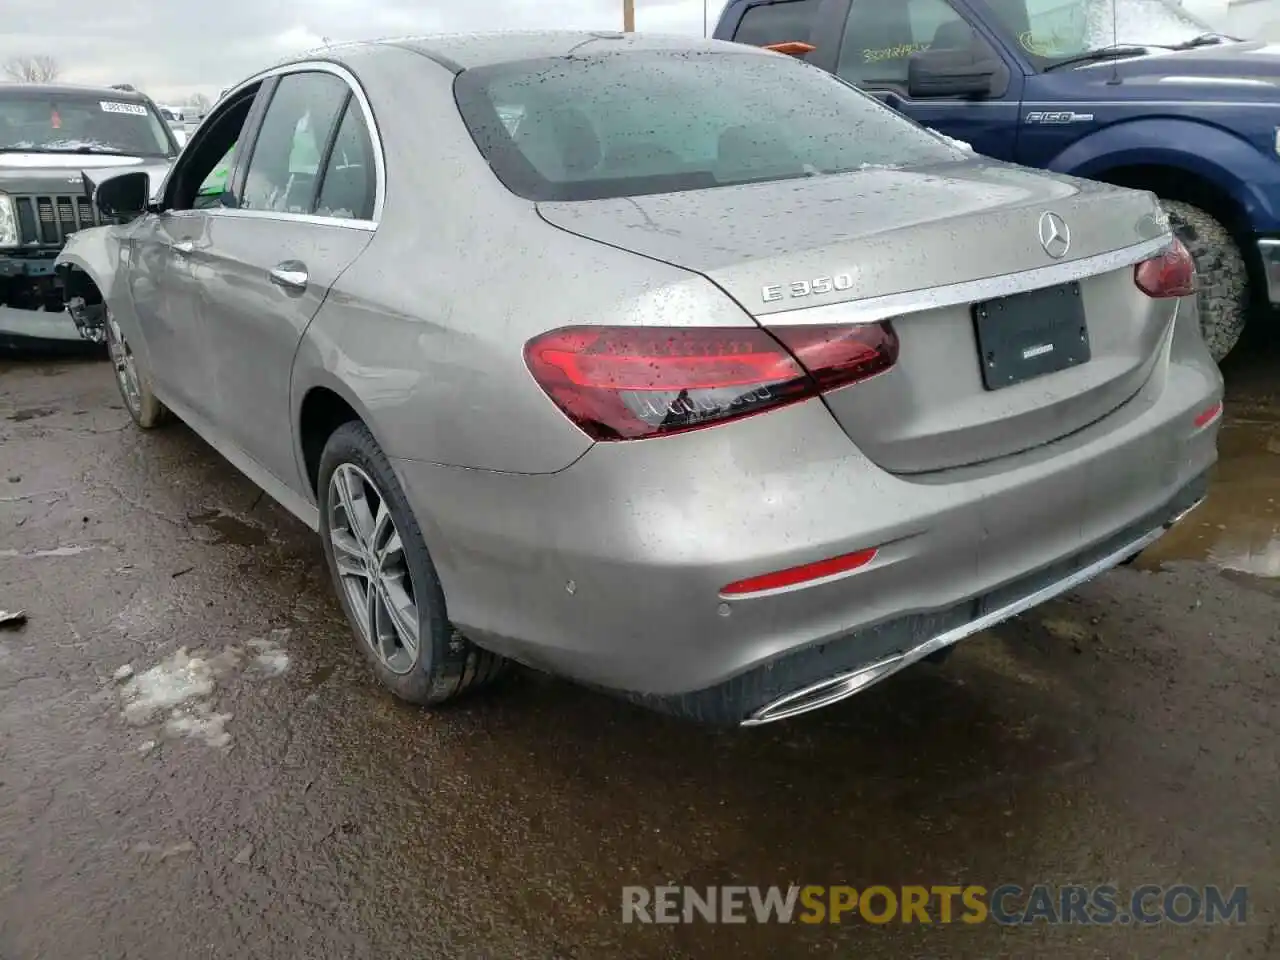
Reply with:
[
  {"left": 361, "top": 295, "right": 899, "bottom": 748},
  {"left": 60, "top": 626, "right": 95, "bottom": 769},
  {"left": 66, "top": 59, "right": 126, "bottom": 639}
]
[
  {"left": 762, "top": 234, "right": 1173, "bottom": 327},
  {"left": 163, "top": 207, "right": 376, "bottom": 232},
  {"left": 207, "top": 59, "right": 386, "bottom": 224}
]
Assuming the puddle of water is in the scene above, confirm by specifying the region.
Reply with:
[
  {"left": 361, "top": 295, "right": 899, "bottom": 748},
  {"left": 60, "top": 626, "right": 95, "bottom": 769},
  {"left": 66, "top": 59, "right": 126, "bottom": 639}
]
[
  {"left": 0, "top": 545, "right": 96, "bottom": 559},
  {"left": 1137, "top": 417, "right": 1279, "bottom": 580},
  {"left": 189, "top": 509, "right": 269, "bottom": 547}
]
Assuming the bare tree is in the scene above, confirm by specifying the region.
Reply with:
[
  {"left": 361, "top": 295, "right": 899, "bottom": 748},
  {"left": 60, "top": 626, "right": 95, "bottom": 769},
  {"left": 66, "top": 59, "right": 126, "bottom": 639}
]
[
  {"left": 186, "top": 92, "right": 211, "bottom": 115},
  {"left": 4, "top": 55, "right": 60, "bottom": 83}
]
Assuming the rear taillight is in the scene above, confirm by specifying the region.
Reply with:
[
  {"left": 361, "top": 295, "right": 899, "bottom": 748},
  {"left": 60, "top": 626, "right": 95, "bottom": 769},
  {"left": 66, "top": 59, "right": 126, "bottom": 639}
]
[
  {"left": 1135, "top": 238, "right": 1196, "bottom": 298},
  {"left": 524, "top": 323, "right": 897, "bottom": 441}
]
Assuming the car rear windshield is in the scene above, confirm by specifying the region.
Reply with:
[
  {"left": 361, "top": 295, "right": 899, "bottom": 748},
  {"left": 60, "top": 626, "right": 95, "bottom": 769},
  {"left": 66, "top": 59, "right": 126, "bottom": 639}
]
[
  {"left": 453, "top": 50, "right": 964, "bottom": 201},
  {"left": 0, "top": 91, "right": 174, "bottom": 157}
]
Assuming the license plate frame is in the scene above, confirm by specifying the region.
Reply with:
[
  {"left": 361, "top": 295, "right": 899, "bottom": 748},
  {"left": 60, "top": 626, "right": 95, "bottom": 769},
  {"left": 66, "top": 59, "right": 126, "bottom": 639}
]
[{"left": 972, "top": 281, "right": 1090, "bottom": 391}]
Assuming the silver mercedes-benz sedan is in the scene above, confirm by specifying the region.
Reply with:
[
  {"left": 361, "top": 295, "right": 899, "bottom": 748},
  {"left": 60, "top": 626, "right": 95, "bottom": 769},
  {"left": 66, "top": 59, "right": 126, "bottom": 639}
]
[{"left": 56, "top": 32, "right": 1222, "bottom": 726}]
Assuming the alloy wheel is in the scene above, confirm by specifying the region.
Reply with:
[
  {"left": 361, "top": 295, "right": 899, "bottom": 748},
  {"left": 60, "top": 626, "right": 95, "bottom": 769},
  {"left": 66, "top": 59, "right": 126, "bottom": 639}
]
[
  {"left": 327, "top": 462, "right": 420, "bottom": 675},
  {"left": 106, "top": 310, "right": 143, "bottom": 418}
]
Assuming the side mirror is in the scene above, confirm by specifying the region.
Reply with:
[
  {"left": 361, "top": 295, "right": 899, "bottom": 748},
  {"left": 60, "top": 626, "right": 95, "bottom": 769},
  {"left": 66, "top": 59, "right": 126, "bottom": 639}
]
[
  {"left": 91, "top": 170, "right": 151, "bottom": 219},
  {"left": 907, "top": 46, "right": 997, "bottom": 99}
]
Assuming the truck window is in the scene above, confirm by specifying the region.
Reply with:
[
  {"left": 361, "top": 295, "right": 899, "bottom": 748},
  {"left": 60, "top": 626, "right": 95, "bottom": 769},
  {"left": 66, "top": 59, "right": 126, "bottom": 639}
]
[
  {"left": 983, "top": 0, "right": 1203, "bottom": 63},
  {"left": 0, "top": 91, "right": 174, "bottom": 158},
  {"left": 836, "top": 0, "right": 974, "bottom": 87},
  {"left": 731, "top": 0, "right": 820, "bottom": 46}
]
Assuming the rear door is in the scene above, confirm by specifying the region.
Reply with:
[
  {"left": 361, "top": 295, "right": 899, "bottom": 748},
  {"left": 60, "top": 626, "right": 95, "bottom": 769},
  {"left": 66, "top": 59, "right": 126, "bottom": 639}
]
[
  {"left": 197, "top": 68, "right": 376, "bottom": 488},
  {"left": 832, "top": 0, "right": 1024, "bottom": 160}
]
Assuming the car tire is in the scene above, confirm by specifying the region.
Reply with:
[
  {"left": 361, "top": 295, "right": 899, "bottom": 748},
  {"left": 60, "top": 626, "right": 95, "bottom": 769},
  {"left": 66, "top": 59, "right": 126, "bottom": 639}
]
[
  {"left": 1160, "top": 199, "right": 1249, "bottom": 363},
  {"left": 317, "top": 420, "right": 508, "bottom": 705},
  {"left": 105, "top": 306, "right": 171, "bottom": 429}
]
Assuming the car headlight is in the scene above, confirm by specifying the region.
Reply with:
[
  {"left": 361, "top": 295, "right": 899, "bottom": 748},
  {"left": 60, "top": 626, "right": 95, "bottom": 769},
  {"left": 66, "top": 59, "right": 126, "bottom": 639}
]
[
  {"left": 0, "top": 194, "right": 18, "bottom": 248},
  {"left": 1275, "top": 127, "right": 1280, "bottom": 157}
]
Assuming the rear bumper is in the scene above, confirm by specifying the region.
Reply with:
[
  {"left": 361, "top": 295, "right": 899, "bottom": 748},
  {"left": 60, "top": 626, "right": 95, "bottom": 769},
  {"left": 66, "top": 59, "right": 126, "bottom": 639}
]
[
  {"left": 1256, "top": 238, "right": 1280, "bottom": 305},
  {"left": 392, "top": 305, "right": 1222, "bottom": 720},
  {"left": 734, "top": 475, "right": 1206, "bottom": 726}
]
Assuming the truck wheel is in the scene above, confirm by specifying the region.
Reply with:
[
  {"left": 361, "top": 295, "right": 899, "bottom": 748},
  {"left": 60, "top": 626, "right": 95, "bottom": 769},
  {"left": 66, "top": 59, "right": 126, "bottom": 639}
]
[
  {"left": 105, "top": 307, "right": 171, "bottom": 429},
  {"left": 1159, "top": 200, "right": 1248, "bottom": 363}
]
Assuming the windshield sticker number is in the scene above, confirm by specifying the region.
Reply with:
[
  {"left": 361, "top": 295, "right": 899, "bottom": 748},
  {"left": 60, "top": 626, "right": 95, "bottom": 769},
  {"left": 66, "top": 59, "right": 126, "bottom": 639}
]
[{"left": 100, "top": 101, "right": 148, "bottom": 116}]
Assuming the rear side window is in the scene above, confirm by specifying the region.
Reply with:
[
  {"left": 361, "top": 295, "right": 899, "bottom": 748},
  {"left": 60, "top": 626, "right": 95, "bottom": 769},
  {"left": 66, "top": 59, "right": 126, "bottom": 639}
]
[
  {"left": 315, "top": 101, "right": 376, "bottom": 220},
  {"left": 454, "top": 50, "right": 963, "bottom": 202},
  {"left": 732, "top": 0, "right": 819, "bottom": 47}
]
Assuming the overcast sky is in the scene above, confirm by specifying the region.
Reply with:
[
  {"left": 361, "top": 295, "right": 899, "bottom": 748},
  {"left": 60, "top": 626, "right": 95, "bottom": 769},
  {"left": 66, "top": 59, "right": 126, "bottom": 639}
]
[{"left": 1, "top": 0, "right": 712, "bottom": 103}]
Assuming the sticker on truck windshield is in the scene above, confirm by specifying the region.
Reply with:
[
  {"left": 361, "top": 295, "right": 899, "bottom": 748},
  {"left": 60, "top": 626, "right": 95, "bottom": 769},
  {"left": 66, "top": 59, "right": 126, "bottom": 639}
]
[{"left": 100, "top": 101, "right": 148, "bottom": 116}]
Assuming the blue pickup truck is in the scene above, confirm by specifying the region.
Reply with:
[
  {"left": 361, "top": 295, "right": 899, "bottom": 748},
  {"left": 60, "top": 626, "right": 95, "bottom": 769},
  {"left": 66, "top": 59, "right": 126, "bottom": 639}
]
[{"left": 714, "top": 0, "right": 1280, "bottom": 362}]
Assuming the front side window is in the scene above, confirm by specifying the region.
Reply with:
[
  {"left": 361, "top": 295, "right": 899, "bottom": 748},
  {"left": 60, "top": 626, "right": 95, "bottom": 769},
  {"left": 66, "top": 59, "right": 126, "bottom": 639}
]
[
  {"left": 454, "top": 50, "right": 964, "bottom": 202},
  {"left": 241, "top": 71, "right": 348, "bottom": 214},
  {"left": 0, "top": 92, "right": 174, "bottom": 157},
  {"left": 836, "top": 0, "right": 974, "bottom": 87},
  {"left": 195, "top": 143, "right": 236, "bottom": 208}
]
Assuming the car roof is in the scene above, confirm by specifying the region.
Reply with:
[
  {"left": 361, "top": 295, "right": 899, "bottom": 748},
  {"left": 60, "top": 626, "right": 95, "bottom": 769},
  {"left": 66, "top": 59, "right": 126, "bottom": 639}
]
[
  {"left": 0, "top": 82, "right": 150, "bottom": 100},
  {"left": 286, "top": 31, "right": 769, "bottom": 75}
]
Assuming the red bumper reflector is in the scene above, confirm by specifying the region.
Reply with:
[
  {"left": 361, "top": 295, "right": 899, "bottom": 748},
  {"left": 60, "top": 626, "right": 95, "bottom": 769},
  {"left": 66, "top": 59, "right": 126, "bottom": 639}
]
[
  {"left": 721, "top": 548, "right": 878, "bottom": 597},
  {"left": 1193, "top": 401, "right": 1223, "bottom": 429}
]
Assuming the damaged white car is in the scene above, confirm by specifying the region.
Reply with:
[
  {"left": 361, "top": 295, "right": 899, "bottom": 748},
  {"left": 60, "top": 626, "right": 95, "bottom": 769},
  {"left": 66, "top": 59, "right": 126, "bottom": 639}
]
[{"left": 0, "top": 82, "right": 176, "bottom": 353}]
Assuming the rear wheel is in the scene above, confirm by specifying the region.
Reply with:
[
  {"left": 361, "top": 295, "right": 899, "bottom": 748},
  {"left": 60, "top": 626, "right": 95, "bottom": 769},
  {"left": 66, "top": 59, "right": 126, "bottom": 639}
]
[
  {"left": 105, "top": 307, "right": 171, "bottom": 429},
  {"left": 317, "top": 421, "right": 508, "bottom": 705},
  {"left": 1160, "top": 199, "right": 1249, "bottom": 363}
]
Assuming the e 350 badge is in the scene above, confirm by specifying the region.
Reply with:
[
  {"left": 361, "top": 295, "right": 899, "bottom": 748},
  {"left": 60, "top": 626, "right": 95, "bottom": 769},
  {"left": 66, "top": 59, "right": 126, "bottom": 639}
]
[{"left": 762, "top": 274, "right": 855, "bottom": 303}]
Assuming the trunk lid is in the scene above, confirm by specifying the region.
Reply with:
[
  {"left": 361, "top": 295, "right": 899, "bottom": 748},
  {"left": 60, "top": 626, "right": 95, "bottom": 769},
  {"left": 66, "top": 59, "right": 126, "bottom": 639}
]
[{"left": 538, "top": 160, "right": 1174, "bottom": 474}]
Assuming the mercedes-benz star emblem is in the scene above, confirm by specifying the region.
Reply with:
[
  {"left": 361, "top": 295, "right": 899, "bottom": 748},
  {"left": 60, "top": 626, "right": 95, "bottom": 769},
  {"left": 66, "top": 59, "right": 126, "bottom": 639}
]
[{"left": 1038, "top": 211, "right": 1071, "bottom": 259}]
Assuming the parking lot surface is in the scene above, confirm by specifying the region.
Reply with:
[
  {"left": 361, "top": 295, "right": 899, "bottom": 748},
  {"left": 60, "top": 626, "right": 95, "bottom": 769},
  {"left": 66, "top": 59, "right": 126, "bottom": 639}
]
[{"left": 1, "top": 337, "right": 1277, "bottom": 959}]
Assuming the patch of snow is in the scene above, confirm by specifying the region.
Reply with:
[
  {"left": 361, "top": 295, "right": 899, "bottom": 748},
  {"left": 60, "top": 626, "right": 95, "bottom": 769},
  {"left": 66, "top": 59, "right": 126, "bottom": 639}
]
[
  {"left": 247, "top": 629, "right": 291, "bottom": 677},
  {"left": 120, "top": 648, "right": 222, "bottom": 725},
  {"left": 0, "top": 545, "right": 96, "bottom": 558},
  {"left": 927, "top": 128, "right": 975, "bottom": 153},
  {"left": 115, "top": 631, "right": 292, "bottom": 749},
  {"left": 1086, "top": 0, "right": 1205, "bottom": 50},
  {"left": 164, "top": 702, "right": 233, "bottom": 749}
]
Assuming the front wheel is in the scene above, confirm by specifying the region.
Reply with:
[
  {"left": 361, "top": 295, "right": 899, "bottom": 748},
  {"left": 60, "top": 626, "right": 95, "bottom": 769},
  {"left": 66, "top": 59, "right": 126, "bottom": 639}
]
[
  {"left": 317, "top": 421, "right": 508, "bottom": 705},
  {"left": 105, "top": 307, "right": 171, "bottom": 429},
  {"left": 1160, "top": 199, "right": 1249, "bottom": 363}
]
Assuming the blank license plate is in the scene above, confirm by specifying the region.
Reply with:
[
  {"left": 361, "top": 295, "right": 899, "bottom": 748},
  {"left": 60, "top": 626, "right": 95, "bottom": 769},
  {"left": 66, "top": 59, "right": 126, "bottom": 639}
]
[{"left": 973, "top": 281, "right": 1090, "bottom": 391}]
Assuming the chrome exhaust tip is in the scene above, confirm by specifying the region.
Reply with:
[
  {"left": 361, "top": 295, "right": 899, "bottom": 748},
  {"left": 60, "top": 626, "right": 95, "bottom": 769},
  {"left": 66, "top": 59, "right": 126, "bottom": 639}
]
[
  {"left": 1166, "top": 496, "right": 1206, "bottom": 529},
  {"left": 740, "top": 657, "right": 904, "bottom": 727}
]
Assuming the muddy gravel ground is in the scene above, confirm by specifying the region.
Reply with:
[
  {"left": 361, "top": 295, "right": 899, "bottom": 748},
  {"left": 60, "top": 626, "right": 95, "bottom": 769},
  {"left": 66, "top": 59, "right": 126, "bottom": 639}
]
[{"left": 1, "top": 334, "right": 1277, "bottom": 959}]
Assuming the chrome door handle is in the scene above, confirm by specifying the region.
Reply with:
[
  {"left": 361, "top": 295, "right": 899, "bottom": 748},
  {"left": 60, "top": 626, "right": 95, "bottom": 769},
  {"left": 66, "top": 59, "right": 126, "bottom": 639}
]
[
  {"left": 171, "top": 240, "right": 194, "bottom": 255},
  {"left": 269, "top": 263, "right": 308, "bottom": 290}
]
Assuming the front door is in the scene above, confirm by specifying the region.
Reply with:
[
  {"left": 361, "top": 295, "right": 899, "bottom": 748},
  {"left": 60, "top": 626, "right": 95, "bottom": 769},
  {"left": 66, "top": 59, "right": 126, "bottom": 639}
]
[
  {"left": 194, "top": 69, "right": 376, "bottom": 489},
  {"left": 833, "top": 0, "right": 1024, "bottom": 160},
  {"left": 128, "top": 211, "right": 218, "bottom": 420}
]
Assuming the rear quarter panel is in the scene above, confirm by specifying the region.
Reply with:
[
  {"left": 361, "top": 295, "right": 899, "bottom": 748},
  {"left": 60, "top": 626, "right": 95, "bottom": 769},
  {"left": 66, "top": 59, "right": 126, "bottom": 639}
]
[{"left": 294, "top": 44, "right": 754, "bottom": 477}]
